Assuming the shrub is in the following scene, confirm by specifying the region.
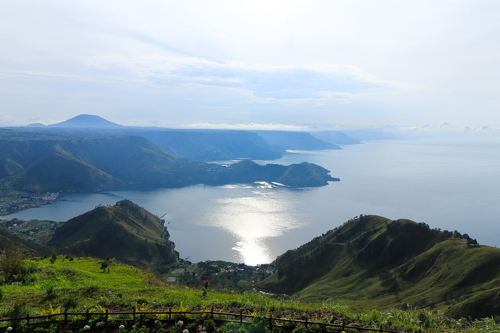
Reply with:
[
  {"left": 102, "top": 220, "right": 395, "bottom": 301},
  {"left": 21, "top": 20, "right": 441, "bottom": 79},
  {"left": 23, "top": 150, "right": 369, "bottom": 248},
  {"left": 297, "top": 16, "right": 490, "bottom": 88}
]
[
  {"left": 44, "top": 285, "right": 57, "bottom": 298},
  {"left": 85, "top": 285, "right": 99, "bottom": 294},
  {"left": 16, "top": 325, "right": 28, "bottom": 333},
  {"left": 4, "top": 301, "right": 28, "bottom": 320},
  {"left": 0, "top": 248, "right": 29, "bottom": 283},
  {"left": 204, "top": 319, "right": 216, "bottom": 333},
  {"left": 187, "top": 320, "right": 200, "bottom": 333},
  {"left": 63, "top": 298, "right": 78, "bottom": 309}
]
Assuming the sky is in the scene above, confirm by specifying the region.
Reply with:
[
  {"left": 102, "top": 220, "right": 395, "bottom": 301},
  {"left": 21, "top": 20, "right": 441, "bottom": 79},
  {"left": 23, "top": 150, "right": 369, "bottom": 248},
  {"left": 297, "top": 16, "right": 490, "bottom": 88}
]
[{"left": 1, "top": 1, "right": 500, "bottom": 131}]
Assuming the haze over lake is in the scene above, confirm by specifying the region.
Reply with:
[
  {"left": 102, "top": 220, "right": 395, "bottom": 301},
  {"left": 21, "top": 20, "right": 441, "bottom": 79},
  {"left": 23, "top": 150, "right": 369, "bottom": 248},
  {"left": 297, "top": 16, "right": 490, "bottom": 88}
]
[{"left": 5, "top": 137, "right": 500, "bottom": 265}]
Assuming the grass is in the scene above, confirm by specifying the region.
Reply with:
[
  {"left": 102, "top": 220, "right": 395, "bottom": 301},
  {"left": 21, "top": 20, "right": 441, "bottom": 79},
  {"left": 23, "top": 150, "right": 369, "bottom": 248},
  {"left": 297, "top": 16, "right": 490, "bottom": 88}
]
[
  {"left": 2, "top": 256, "right": 500, "bottom": 333},
  {"left": 260, "top": 215, "right": 500, "bottom": 320}
]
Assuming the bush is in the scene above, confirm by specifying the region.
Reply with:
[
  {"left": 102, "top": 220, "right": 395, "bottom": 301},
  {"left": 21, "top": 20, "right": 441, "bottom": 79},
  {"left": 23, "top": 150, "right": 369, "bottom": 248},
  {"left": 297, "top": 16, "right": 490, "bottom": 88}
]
[
  {"left": 44, "top": 285, "right": 57, "bottom": 298},
  {"left": 85, "top": 285, "right": 99, "bottom": 294},
  {"left": 63, "top": 298, "right": 78, "bottom": 309},
  {"left": 0, "top": 248, "right": 28, "bottom": 283},
  {"left": 4, "top": 301, "right": 28, "bottom": 319},
  {"left": 204, "top": 319, "right": 216, "bottom": 333}
]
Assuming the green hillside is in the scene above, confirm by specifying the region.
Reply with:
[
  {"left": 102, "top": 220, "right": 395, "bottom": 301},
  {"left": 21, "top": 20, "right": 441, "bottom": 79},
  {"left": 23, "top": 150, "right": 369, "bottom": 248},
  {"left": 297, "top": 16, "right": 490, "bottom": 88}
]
[
  {"left": 48, "top": 200, "right": 178, "bottom": 269},
  {"left": 0, "top": 229, "right": 50, "bottom": 256},
  {"left": 2, "top": 256, "right": 500, "bottom": 333},
  {"left": 259, "top": 215, "right": 500, "bottom": 319}
]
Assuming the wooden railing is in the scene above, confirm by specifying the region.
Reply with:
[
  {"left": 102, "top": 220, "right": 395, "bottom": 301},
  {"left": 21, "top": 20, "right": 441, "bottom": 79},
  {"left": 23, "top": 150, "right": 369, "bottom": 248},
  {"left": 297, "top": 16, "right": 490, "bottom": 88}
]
[{"left": 0, "top": 308, "right": 407, "bottom": 333}]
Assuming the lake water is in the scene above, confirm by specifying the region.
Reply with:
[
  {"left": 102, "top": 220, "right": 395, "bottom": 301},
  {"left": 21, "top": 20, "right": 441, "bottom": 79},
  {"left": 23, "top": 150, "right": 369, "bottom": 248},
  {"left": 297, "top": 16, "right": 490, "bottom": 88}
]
[{"left": 4, "top": 137, "right": 500, "bottom": 265}]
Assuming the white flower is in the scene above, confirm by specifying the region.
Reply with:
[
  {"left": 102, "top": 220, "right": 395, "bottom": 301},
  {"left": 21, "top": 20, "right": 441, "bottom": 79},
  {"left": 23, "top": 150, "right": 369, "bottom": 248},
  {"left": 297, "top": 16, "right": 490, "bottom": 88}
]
[
  {"left": 107, "top": 317, "right": 113, "bottom": 322},
  {"left": 177, "top": 320, "right": 184, "bottom": 327},
  {"left": 83, "top": 325, "right": 91, "bottom": 330},
  {"left": 183, "top": 329, "right": 189, "bottom": 333},
  {"left": 119, "top": 325, "right": 125, "bottom": 329},
  {"left": 7, "top": 328, "right": 13, "bottom": 332}
]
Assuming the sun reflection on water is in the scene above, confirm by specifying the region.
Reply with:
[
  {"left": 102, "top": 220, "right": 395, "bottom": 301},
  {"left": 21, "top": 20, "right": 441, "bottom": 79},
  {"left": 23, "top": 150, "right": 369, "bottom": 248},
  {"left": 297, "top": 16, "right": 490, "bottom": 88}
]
[{"left": 202, "top": 186, "right": 302, "bottom": 265}]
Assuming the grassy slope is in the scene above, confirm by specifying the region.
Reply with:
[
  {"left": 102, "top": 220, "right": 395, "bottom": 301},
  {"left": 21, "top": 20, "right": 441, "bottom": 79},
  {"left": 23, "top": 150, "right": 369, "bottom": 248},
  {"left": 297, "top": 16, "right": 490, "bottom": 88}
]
[
  {"left": 48, "top": 200, "right": 178, "bottom": 268},
  {"left": 0, "top": 229, "right": 50, "bottom": 256},
  {"left": 2, "top": 256, "right": 499, "bottom": 333},
  {"left": 260, "top": 215, "right": 500, "bottom": 319},
  {"left": 0, "top": 256, "right": 351, "bottom": 319}
]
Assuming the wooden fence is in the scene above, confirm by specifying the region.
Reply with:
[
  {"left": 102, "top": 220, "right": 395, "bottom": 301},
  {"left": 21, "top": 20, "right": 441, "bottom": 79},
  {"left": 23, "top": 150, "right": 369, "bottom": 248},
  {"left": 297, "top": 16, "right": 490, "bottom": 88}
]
[{"left": 0, "top": 308, "right": 407, "bottom": 333}]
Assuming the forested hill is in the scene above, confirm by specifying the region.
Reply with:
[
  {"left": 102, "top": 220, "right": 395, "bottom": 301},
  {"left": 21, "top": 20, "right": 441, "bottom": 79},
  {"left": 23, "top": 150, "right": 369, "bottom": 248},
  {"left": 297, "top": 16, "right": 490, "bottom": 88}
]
[
  {"left": 259, "top": 215, "right": 500, "bottom": 319},
  {"left": 0, "top": 130, "right": 338, "bottom": 193}
]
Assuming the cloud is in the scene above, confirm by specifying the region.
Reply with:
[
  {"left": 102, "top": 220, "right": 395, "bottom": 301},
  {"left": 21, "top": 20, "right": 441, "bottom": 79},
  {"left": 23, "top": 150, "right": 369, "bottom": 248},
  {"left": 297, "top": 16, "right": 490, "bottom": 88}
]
[
  {"left": 86, "top": 54, "right": 411, "bottom": 107},
  {"left": 181, "top": 122, "right": 311, "bottom": 131},
  {"left": 1, "top": 1, "right": 500, "bottom": 128}
]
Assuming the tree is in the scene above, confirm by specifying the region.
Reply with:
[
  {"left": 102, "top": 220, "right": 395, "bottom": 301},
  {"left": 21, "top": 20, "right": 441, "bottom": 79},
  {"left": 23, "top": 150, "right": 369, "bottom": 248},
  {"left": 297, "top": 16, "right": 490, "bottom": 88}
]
[{"left": 100, "top": 256, "right": 111, "bottom": 272}]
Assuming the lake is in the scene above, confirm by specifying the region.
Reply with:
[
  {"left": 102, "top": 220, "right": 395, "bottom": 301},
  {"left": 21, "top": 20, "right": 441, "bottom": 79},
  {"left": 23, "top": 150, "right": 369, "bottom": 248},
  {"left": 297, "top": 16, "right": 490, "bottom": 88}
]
[{"left": 4, "top": 137, "right": 500, "bottom": 265}]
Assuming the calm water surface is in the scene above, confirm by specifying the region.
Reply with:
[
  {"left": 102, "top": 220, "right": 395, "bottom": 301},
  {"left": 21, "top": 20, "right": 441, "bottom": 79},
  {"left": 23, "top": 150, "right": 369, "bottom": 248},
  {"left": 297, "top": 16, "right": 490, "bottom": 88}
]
[{"left": 4, "top": 138, "right": 500, "bottom": 265}]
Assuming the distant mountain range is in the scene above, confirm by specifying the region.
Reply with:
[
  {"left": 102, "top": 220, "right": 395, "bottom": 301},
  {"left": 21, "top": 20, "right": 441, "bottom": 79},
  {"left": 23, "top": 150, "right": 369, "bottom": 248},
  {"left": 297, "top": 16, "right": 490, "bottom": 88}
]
[
  {"left": 22, "top": 115, "right": 361, "bottom": 161},
  {"left": 0, "top": 129, "right": 338, "bottom": 193},
  {"left": 259, "top": 215, "right": 500, "bottom": 319}
]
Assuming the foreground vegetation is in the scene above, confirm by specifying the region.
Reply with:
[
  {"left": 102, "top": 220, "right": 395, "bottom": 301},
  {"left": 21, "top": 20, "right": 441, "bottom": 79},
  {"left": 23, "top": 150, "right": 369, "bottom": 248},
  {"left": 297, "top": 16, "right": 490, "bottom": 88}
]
[{"left": 1, "top": 255, "right": 500, "bottom": 333}]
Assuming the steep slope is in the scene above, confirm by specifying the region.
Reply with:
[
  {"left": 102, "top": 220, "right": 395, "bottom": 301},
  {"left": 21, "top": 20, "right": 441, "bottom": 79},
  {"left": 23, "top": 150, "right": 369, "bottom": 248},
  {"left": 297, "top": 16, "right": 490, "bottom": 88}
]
[
  {"left": 49, "top": 114, "right": 122, "bottom": 128},
  {"left": 0, "top": 229, "right": 50, "bottom": 256},
  {"left": 12, "top": 143, "right": 124, "bottom": 192},
  {"left": 310, "top": 131, "right": 361, "bottom": 145},
  {"left": 48, "top": 200, "right": 178, "bottom": 268},
  {"left": 255, "top": 131, "right": 341, "bottom": 150},
  {"left": 140, "top": 130, "right": 284, "bottom": 161},
  {"left": 260, "top": 215, "right": 500, "bottom": 319}
]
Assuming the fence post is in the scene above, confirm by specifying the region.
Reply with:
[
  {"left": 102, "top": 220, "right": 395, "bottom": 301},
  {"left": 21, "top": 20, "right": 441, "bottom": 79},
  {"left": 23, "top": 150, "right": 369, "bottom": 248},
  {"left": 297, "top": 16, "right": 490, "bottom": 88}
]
[
  {"left": 169, "top": 308, "right": 171, "bottom": 321},
  {"left": 106, "top": 309, "right": 108, "bottom": 321},
  {"left": 64, "top": 308, "right": 68, "bottom": 323},
  {"left": 240, "top": 310, "right": 243, "bottom": 324},
  {"left": 86, "top": 309, "right": 90, "bottom": 321},
  {"left": 305, "top": 318, "right": 308, "bottom": 329},
  {"left": 133, "top": 308, "right": 136, "bottom": 322},
  {"left": 211, "top": 307, "right": 214, "bottom": 320},
  {"left": 27, "top": 313, "right": 30, "bottom": 325},
  {"left": 269, "top": 314, "right": 273, "bottom": 331},
  {"left": 342, "top": 319, "right": 345, "bottom": 333}
]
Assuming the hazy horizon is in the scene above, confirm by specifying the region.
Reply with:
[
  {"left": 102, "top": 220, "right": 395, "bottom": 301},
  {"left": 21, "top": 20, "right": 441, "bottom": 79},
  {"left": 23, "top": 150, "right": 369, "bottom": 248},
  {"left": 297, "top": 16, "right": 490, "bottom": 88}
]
[{"left": 1, "top": 1, "right": 500, "bottom": 132}]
